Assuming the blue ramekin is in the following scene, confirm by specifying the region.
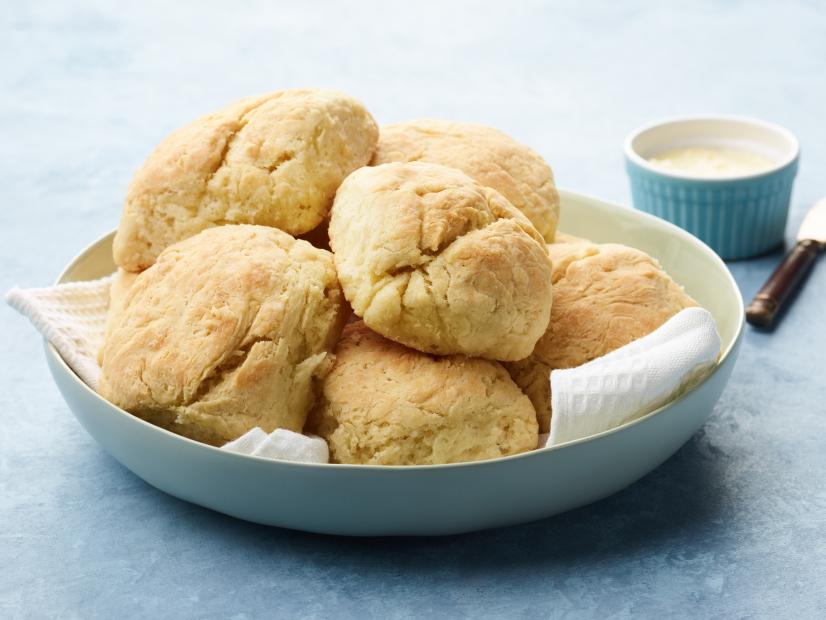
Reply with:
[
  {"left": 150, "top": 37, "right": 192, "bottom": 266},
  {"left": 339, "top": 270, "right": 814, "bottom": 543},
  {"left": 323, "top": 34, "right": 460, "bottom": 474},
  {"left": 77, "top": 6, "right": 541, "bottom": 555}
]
[{"left": 624, "top": 116, "right": 799, "bottom": 260}]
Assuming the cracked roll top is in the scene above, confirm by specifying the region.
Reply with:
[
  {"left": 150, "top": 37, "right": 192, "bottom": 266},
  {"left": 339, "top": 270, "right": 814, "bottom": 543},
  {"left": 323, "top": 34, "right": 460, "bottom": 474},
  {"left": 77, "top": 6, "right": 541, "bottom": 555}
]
[
  {"left": 98, "top": 225, "right": 348, "bottom": 445},
  {"left": 371, "top": 119, "right": 560, "bottom": 242},
  {"left": 113, "top": 88, "right": 379, "bottom": 272},
  {"left": 307, "top": 322, "right": 539, "bottom": 465},
  {"left": 504, "top": 235, "right": 698, "bottom": 433},
  {"left": 329, "top": 162, "right": 554, "bottom": 361}
]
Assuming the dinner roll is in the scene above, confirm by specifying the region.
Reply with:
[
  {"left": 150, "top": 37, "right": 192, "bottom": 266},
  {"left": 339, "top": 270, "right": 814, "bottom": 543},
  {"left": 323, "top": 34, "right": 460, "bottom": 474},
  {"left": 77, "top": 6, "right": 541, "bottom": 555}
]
[
  {"left": 329, "top": 162, "right": 554, "bottom": 361},
  {"left": 113, "top": 88, "right": 378, "bottom": 271},
  {"left": 307, "top": 322, "right": 539, "bottom": 465},
  {"left": 99, "top": 225, "right": 347, "bottom": 445},
  {"left": 97, "top": 268, "right": 140, "bottom": 367},
  {"left": 372, "top": 119, "right": 559, "bottom": 241},
  {"left": 108, "top": 268, "right": 138, "bottom": 316},
  {"left": 505, "top": 238, "right": 697, "bottom": 432}
]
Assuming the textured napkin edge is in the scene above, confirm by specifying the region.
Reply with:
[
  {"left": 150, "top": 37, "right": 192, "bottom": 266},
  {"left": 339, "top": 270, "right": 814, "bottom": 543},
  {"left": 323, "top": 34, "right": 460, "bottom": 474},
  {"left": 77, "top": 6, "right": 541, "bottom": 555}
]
[
  {"left": 547, "top": 307, "right": 721, "bottom": 447},
  {"left": 5, "top": 275, "right": 114, "bottom": 390},
  {"left": 221, "top": 427, "right": 329, "bottom": 463}
]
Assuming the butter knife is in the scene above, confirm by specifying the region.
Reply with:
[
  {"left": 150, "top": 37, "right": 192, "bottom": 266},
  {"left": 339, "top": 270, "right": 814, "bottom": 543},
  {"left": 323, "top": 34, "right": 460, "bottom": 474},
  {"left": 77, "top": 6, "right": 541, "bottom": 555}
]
[{"left": 746, "top": 197, "right": 826, "bottom": 328}]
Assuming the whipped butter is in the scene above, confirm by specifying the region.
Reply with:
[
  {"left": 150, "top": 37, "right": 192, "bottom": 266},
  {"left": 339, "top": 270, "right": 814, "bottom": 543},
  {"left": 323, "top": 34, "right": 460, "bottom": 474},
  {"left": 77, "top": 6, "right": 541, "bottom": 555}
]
[{"left": 647, "top": 146, "right": 775, "bottom": 177}]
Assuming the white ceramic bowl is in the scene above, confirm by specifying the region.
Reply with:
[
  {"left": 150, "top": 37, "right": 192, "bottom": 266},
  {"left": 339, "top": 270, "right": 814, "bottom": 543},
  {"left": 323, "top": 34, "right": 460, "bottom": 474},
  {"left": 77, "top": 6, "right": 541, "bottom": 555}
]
[{"left": 45, "top": 190, "right": 744, "bottom": 536}]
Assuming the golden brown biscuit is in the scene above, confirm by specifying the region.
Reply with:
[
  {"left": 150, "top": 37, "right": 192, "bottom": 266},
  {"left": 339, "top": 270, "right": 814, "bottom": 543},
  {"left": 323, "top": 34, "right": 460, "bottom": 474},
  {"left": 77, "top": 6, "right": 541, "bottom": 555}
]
[
  {"left": 97, "top": 268, "right": 140, "bottom": 366},
  {"left": 505, "top": 239, "right": 697, "bottom": 432},
  {"left": 372, "top": 119, "right": 559, "bottom": 241},
  {"left": 329, "top": 162, "right": 554, "bottom": 361},
  {"left": 113, "top": 89, "right": 379, "bottom": 271},
  {"left": 307, "top": 322, "right": 539, "bottom": 465},
  {"left": 108, "top": 268, "right": 138, "bottom": 316},
  {"left": 99, "top": 225, "right": 347, "bottom": 445}
]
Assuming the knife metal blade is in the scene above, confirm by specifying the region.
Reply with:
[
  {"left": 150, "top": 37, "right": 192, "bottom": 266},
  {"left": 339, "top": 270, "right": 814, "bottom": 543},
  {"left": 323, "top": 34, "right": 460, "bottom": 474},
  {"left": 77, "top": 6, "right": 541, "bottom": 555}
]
[{"left": 798, "top": 197, "right": 826, "bottom": 245}]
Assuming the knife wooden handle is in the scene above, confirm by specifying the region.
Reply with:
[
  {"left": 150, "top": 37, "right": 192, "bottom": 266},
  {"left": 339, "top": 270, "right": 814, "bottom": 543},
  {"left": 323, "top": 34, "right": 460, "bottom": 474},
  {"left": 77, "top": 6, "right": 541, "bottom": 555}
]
[{"left": 746, "top": 239, "right": 820, "bottom": 328}]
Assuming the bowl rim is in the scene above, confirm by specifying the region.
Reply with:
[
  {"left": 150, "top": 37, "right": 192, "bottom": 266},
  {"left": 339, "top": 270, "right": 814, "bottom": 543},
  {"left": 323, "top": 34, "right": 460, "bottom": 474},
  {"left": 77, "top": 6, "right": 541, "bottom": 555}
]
[
  {"left": 623, "top": 113, "right": 800, "bottom": 182},
  {"left": 47, "top": 188, "right": 745, "bottom": 472}
]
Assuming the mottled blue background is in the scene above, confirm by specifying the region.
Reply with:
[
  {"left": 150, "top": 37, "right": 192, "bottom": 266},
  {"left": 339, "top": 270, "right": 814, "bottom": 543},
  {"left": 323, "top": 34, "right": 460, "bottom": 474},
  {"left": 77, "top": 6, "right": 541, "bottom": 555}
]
[{"left": 2, "top": 1, "right": 825, "bottom": 618}]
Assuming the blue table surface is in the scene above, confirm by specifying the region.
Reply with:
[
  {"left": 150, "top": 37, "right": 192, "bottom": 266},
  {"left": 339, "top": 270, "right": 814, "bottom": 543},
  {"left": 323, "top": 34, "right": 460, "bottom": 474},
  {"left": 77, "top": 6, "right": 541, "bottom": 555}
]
[{"left": 2, "top": 2, "right": 825, "bottom": 618}]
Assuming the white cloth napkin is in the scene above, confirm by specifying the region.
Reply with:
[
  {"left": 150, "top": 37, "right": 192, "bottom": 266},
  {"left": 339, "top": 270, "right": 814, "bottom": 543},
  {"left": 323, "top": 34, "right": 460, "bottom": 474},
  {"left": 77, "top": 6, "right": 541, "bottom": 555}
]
[
  {"left": 5, "top": 275, "right": 330, "bottom": 463},
  {"left": 221, "top": 427, "right": 329, "bottom": 463},
  {"left": 546, "top": 307, "right": 721, "bottom": 447},
  {"left": 7, "top": 279, "right": 721, "bottom": 458},
  {"left": 6, "top": 276, "right": 113, "bottom": 390}
]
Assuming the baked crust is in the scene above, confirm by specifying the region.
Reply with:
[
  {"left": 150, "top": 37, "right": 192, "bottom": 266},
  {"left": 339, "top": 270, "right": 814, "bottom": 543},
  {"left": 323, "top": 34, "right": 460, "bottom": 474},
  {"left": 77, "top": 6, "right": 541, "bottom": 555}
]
[
  {"left": 113, "top": 89, "right": 378, "bottom": 271},
  {"left": 372, "top": 119, "right": 559, "bottom": 241},
  {"left": 99, "top": 225, "right": 347, "bottom": 445},
  {"left": 307, "top": 322, "right": 539, "bottom": 465},
  {"left": 329, "top": 162, "right": 554, "bottom": 361}
]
